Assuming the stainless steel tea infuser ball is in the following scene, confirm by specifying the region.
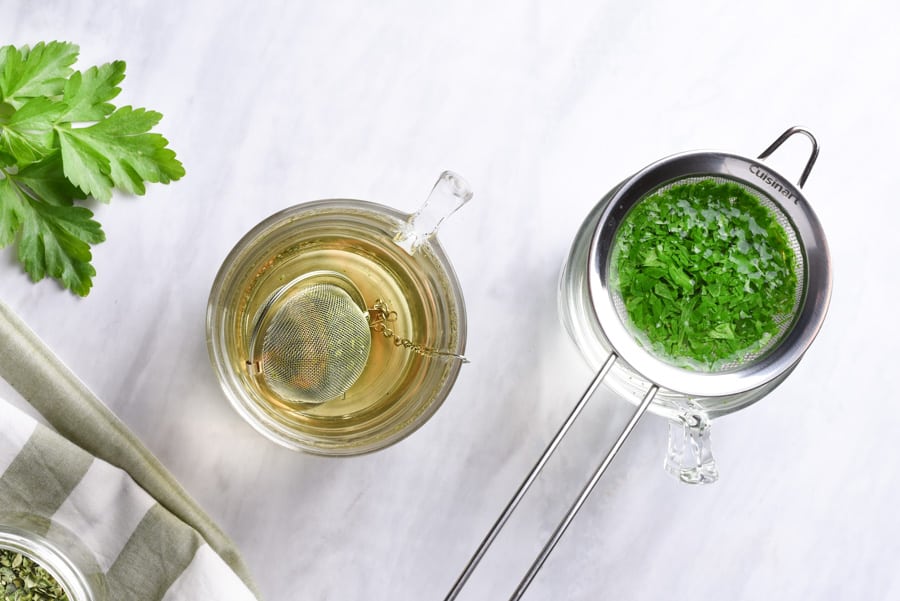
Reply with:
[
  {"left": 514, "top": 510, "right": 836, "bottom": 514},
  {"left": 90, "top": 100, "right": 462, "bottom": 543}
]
[
  {"left": 444, "top": 127, "right": 832, "bottom": 600},
  {"left": 247, "top": 272, "right": 373, "bottom": 404}
]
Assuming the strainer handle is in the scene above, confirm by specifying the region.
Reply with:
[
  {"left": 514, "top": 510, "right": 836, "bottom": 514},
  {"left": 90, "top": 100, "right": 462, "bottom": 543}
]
[
  {"left": 443, "top": 352, "right": 619, "bottom": 601},
  {"left": 757, "top": 126, "right": 819, "bottom": 188},
  {"left": 508, "top": 385, "right": 659, "bottom": 601}
]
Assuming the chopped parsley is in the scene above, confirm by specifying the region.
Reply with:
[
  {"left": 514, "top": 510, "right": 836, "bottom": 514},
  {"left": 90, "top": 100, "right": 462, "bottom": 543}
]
[{"left": 611, "top": 178, "right": 798, "bottom": 370}]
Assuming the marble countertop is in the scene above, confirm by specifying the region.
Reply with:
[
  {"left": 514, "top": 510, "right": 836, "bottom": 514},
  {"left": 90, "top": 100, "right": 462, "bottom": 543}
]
[{"left": 3, "top": 1, "right": 899, "bottom": 599}]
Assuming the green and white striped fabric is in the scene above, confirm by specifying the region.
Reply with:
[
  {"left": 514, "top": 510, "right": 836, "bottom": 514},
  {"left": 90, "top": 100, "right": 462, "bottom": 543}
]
[
  {"left": 0, "top": 397, "right": 258, "bottom": 600},
  {"left": 0, "top": 301, "right": 260, "bottom": 600}
]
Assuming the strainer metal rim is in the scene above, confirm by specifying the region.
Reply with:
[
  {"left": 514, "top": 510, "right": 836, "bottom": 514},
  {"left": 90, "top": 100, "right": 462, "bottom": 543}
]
[{"left": 587, "top": 150, "right": 832, "bottom": 397}]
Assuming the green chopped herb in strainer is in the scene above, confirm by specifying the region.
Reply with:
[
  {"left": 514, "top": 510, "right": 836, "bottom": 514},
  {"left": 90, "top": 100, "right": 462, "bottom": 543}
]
[
  {"left": 0, "top": 547, "right": 69, "bottom": 600},
  {"left": 611, "top": 178, "right": 798, "bottom": 370}
]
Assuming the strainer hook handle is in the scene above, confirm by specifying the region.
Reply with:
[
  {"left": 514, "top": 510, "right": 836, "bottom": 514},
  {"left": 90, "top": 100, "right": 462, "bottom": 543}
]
[{"left": 757, "top": 126, "right": 819, "bottom": 189}]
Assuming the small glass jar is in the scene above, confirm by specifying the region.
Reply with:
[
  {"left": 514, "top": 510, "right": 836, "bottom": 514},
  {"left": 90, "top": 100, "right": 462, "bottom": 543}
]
[{"left": 0, "top": 512, "right": 108, "bottom": 601}]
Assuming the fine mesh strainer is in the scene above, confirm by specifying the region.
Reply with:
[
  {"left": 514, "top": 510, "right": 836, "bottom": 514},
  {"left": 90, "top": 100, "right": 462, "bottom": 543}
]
[
  {"left": 444, "top": 127, "right": 832, "bottom": 601},
  {"left": 588, "top": 132, "right": 829, "bottom": 401},
  {"left": 607, "top": 174, "right": 805, "bottom": 373}
]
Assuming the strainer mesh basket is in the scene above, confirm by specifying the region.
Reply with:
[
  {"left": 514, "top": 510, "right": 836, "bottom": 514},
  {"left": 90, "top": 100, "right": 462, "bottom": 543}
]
[{"left": 608, "top": 175, "right": 806, "bottom": 373}]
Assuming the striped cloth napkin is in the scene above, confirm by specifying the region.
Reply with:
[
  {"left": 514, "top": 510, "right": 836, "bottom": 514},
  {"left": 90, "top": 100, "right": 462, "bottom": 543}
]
[
  {"left": 0, "top": 398, "right": 257, "bottom": 600},
  {"left": 0, "top": 300, "right": 261, "bottom": 600}
]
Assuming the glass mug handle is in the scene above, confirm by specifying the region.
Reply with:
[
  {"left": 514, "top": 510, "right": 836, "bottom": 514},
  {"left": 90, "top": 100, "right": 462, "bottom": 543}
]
[
  {"left": 394, "top": 171, "right": 473, "bottom": 254},
  {"left": 665, "top": 409, "right": 719, "bottom": 484}
]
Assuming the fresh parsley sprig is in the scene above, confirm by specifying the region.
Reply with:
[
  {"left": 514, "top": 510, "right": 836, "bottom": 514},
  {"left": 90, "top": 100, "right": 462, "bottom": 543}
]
[{"left": 0, "top": 41, "right": 184, "bottom": 296}]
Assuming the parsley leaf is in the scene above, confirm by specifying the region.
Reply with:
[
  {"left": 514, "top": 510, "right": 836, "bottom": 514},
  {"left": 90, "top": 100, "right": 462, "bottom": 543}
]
[
  {"left": 0, "top": 41, "right": 183, "bottom": 295},
  {"left": 58, "top": 106, "right": 184, "bottom": 201},
  {"left": 59, "top": 60, "right": 125, "bottom": 122},
  {"left": 14, "top": 154, "right": 86, "bottom": 206},
  {"left": 0, "top": 96, "right": 66, "bottom": 164},
  {"left": 0, "top": 167, "right": 104, "bottom": 296},
  {"left": 0, "top": 41, "right": 78, "bottom": 108},
  {"left": 0, "top": 177, "right": 24, "bottom": 245}
]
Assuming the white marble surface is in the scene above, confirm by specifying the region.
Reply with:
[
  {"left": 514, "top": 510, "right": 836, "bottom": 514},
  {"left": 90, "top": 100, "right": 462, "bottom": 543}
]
[{"left": 2, "top": 1, "right": 899, "bottom": 599}]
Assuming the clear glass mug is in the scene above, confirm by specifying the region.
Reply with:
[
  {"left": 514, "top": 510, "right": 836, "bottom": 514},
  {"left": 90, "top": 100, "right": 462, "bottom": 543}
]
[
  {"left": 207, "top": 172, "right": 471, "bottom": 455},
  {"left": 558, "top": 129, "right": 830, "bottom": 484}
]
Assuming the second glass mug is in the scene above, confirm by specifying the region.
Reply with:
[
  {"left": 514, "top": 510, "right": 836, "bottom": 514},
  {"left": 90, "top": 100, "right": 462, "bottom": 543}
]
[{"left": 557, "top": 127, "right": 831, "bottom": 483}]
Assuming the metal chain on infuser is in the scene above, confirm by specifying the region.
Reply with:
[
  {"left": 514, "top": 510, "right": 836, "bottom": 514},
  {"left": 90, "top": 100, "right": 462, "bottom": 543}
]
[{"left": 368, "top": 299, "right": 469, "bottom": 362}]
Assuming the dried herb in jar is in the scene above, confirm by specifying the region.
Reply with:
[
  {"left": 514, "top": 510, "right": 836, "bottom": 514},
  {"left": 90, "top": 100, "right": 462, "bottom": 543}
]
[
  {"left": 611, "top": 178, "right": 798, "bottom": 369},
  {"left": 0, "top": 547, "right": 69, "bottom": 601}
]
